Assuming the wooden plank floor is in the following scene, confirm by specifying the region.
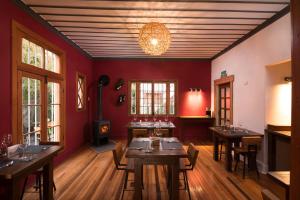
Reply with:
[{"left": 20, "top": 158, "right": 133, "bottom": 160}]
[{"left": 23, "top": 141, "right": 285, "bottom": 200}]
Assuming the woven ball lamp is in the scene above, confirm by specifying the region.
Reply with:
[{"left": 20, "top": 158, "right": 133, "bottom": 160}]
[{"left": 138, "top": 22, "right": 171, "bottom": 56}]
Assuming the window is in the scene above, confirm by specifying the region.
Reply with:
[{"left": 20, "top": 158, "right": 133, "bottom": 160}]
[
  {"left": 12, "top": 21, "right": 65, "bottom": 145},
  {"left": 129, "top": 80, "right": 177, "bottom": 115},
  {"left": 76, "top": 72, "right": 86, "bottom": 111}
]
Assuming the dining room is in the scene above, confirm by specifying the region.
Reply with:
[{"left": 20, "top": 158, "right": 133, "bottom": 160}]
[{"left": 0, "top": 0, "right": 300, "bottom": 200}]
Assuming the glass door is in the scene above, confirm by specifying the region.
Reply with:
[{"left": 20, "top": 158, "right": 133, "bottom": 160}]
[
  {"left": 18, "top": 72, "right": 45, "bottom": 145},
  {"left": 47, "top": 79, "right": 61, "bottom": 142},
  {"left": 219, "top": 83, "right": 231, "bottom": 125}
]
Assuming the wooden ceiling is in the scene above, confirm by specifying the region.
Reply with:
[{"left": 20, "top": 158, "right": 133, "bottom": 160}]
[{"left": 20, "top": 0, "right": 290, "bottom": 59}]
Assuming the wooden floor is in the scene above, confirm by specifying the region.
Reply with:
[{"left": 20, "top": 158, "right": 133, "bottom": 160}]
[{"left": 23, "top": 141, "right": 285, "bottom": 200}]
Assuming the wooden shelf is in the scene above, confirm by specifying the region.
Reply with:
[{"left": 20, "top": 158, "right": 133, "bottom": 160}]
[{"left": 178, "top": 116, "right": 214, "bottom": 119}]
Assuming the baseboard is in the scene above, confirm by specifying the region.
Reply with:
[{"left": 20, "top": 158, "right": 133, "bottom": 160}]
[{"left": 257, "top": 160, "right": 268, "bottom": 174}]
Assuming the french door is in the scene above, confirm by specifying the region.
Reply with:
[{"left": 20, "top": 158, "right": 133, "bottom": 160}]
[
  {"left": 18, "top": 71, "right": 62, "bottom": 145},
  {"left": 218, "top": 83, "right": 231, "bottom": 126}
]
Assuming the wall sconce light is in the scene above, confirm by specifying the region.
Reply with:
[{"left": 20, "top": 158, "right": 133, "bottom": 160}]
[
  {"left": 189, "top": 88, "right": 201, "bottom": 92},
  {"left": 284, "top": 77, "right": 292, "bottom": 82}
]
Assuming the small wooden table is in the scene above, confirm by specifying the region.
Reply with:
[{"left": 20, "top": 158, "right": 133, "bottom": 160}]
[
  {"left": 0, "top": 145, "right": 62, "bottom": 200},
  {"left": 268, "top": 171, "right": 290, "bottom": 200},
  {"left": 126, "top": 137, "right": 187, "bottom": 200},
  {"left": 209, "top": 126, "right": 263, "bottom": 172},
  {"left": 127, "top": 121, "right": 176, "bottom": 145}
]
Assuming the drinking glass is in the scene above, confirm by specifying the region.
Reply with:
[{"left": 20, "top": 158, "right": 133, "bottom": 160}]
[
  {"left": 153, "top": 115, "right": 157, "bottom": 122},
  {"left": 144, "top": 115, "right": 148, "bottom": 122},
  {"left": 164, "top": 114, "right": 169, "bottom": 122},
  {"left": 133, "top": 114, "right": 137, "bottom": 122},
  {"left": 6, "top": 134, "right": 12, "bottom": 146}
]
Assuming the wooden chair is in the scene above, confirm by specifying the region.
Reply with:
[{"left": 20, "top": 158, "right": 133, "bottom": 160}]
[
  {"left": 132, "top": 129, "right": 148, "bottom": 138},
  {"left": 234, "top": 136, "right": 262, "bottom": 179},
  {"left": 261, "top": 189, "right": 280, "bottom": 200},
  {"left": 154, "top": 128, "right": 169, "bottom": 137},
  {"left": 21, "top": 141, "right": 59, "bottom": 200},
  {"left": 179, "top": 143, "right": 199, "bottom": 200},
  {"left": 112, "top": 142, "right": 143, "bottom": 199}
]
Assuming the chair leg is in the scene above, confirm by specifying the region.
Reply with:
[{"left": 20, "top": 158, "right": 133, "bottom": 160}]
[
  {"left": 141, "top": 165, "right": 144, "bottom": 189},
  {"left": 243, "top": 156, "right": 246, "bottom": 179},
  {"left": 182, "top": 172, "right": 187, "bottom": 190},
  {"left": 234, "top": 155, "right": 239, "bottom": 172},
  {"left": 20, "top": 176, "right": 28, "bottom": 200},
  {"left": 38, "top": 174, "right": 42, "bottom": 200},
  {"left": 124, "top": 171, "right": 129, "bottom": 189},
  {"left": 53, "top": 180, "right": 57, "bottom": 191},
  {"left": 254, "top": 155, "right": 260, "bottom": 178},
  {"left": 184, "top": 171, "right": 191, "bottom": 200},
  {"left": 219, "top": 143, "right": 223, "bottom": 160}
]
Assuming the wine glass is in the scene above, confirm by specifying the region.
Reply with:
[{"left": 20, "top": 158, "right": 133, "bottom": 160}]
[
  {"left": 164, "top": 114, "right": 169, "bottom": 123},
  {"left": 153, "top": 115, "right": 157, "bottom": 122},
  {"left": 6, "top": 134, "right": 12, "bottom": 146},
  {"left": 144, "top": 114, "right": 148, "bottom": 122},
  {"left": 133, "top": 114, "right": 137, "bottom": 122}
]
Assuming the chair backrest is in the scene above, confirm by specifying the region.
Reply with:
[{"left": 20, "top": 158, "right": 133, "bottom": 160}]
[
  {"left": 155, "top": 129, "right": 169, "bottom": 137},
  {"left": 261, "top": 189, "right": 280, "bottom": 200},
  {"left": 132, "top": 129, "right": 148, "bottom": 138},
  {"left": 39, "top": 141, "right": 60, "bottom": 145},
  {"left": 112, "top": 142, "right": 125, "bottom": 169},
  {"left": 187, "top": 143, "right": 199, "bottom": 169},
  {"left": 241, "top": 136, "right": 262, "bottom": 152}
]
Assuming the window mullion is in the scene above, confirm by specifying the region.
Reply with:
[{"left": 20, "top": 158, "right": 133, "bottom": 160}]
[
  {"left": 166, "top": 82, "right": 170, "bottom": 115},
  {"left": 151, "top": 82, "right": 154, "bottom": 115}
]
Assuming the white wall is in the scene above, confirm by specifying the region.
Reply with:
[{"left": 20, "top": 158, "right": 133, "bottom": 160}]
[
  {"left": 266, "top": 60, "right": 291, "bottom": 126},
  {"left": 211, "top": 14, "right": 291, "bottom": 172}
]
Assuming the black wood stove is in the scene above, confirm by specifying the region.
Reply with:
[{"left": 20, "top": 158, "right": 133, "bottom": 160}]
[{"left": 93, "top": 75, "right": 110, "bottom": 146}]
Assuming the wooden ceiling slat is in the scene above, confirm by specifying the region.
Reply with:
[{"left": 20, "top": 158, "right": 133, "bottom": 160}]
[
  {"left": 32, "top": 7, "right": 276, "bottom": 18},
  {"left": 42, "top": 15, "right": 265, "bottom": 24},
  {"left": 64, "top": 33, "right": 242, "bottom": 39},
  {"left": 84, "top": 48, "right": 224, "bottom": 52},
  {"left": 23, "top": 0, "right": 288, "bottom": 12},
  {"left": 51, "top": 22, "right": 257, "bottom": 29},
  {"left": 57, "top": 27, "right": 250, "bottom": 34},
  {"left": 67, "top": 36, "right": 239, "bottom": 41},
  {"left": 62, "top": 31, "right": 244, "bottom": 37},
  {"left": 79, "top": 45, "right": 229, "bottom": 48}
]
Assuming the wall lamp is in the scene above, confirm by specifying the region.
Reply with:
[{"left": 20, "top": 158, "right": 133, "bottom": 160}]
[
  {"left": 189, "top": 88, "right": 201, "bottom": 92},
  {"left": 284, "top": 76, "right": 292, "bottom": 82}
]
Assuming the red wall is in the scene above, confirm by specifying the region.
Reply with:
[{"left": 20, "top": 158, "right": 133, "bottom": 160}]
[
  {"left": 0, "top": 0, "right": 93, "bottom": 163},
  {"left": 92, "top": 60, "right": 212, "bottom": 141}
]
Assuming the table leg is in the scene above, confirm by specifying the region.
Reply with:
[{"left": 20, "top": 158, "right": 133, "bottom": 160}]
[
  {"left": 213, "top": 134, "right": 219, "bottom": 161},
  {"left": 170, "top": 159, "right": 180, "bottom": 200},
  {"left": 134, "top": 158, "right": 142, "bottom": 200},
  {"left": 128, "top": 129, "right": 133, "bottom": 146},
  {"left": 43, "top": 160, "right": 54, "bottom": 200},
  {"left": 7, "top": 179, "right": 20, "bottom": 200},
  {"left": 225, "top": 139, "right": 233, "bottom": 172}
]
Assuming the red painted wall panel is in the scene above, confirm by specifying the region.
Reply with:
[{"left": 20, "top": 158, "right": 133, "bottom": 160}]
[
  {"left": 0, "top": 0, "right": 92, "bottom": 163},
  {"left": 92, "top": 60, "right": 212, "bottom": 141}
]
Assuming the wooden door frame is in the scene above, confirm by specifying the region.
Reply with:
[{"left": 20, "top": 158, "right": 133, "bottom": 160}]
[
  {"left": 290, "top": 1, "right": 300, "bottom": 199},
  {"left": 214, "top": 75, "right": 234, "bottom": 125}
]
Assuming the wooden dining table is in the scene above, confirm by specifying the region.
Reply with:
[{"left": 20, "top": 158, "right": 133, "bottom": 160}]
[
  {"left": 209, "top": 126, "right": 263, "bottom": 172},
  {"left": 0, "top": 144, "right": 62, "bottom": 200},
  {"left": 126, "top": 137, "right": 187, "bottom": 200}
]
